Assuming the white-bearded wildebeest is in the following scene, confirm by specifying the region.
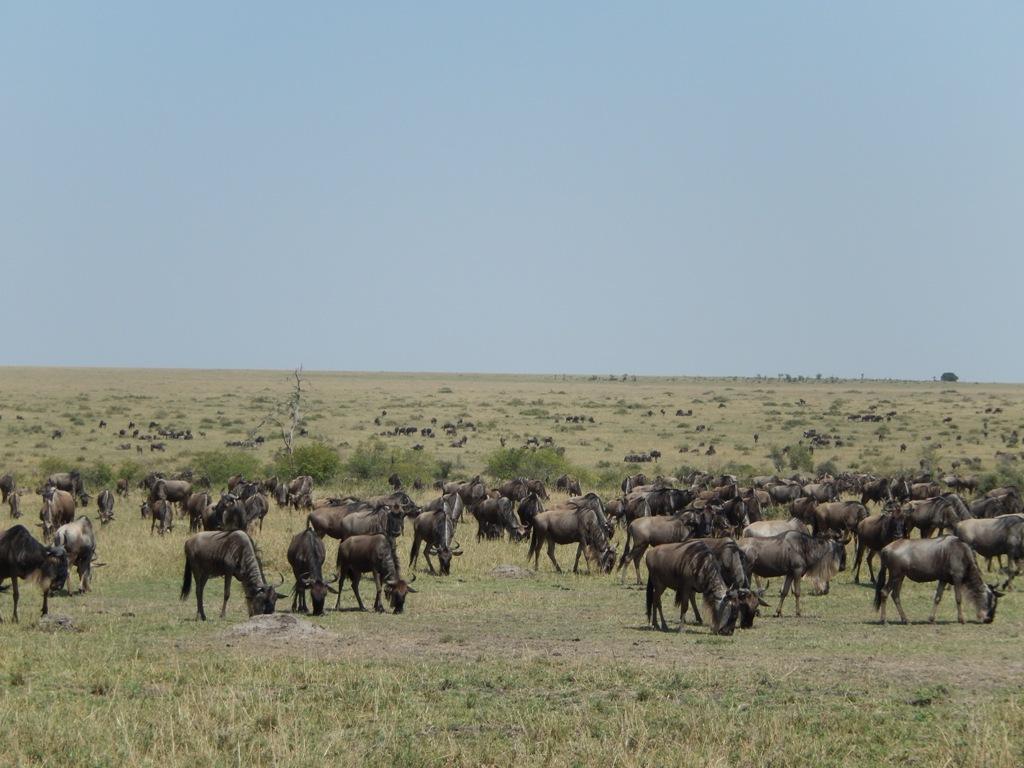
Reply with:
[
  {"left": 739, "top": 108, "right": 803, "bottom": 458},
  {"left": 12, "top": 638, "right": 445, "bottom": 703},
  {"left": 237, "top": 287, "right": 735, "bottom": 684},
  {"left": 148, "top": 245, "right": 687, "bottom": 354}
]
[
  {"left": 0, "top": 473, "right": 14, "bottom": 503},
  {"left": 409, "top": 495, "right": 463, "bottom": 576},
  {"left": 852, "top": 507, "right": 907, "bottom": 584},
  {"left": 621, "top": 473, "right": 648, "bottom": 494},
  {"left": 444, "top": 476, "right": 488, "bottom": 506},
  {"left": 40, "top": 487, "right": 75, "bottom": 541},
  {"left": 287, "top": 475, "right": 314, "bottom": 510},
  {"left": 499, "top": 477, "right": 548, "bottom": 502},
  {"left": 306, "top": 497, "right": 369, "bottom": 539},
  {"left": 338, "top": 505, "right": 406, "bottom": 541},
  {"left": 470, "top": 497, "right": 525, "bottom": 541},
  {"left": 53, "top": 516, "right": 98, "bottom": 593},
  {"left": 741, "top": 517, "right": 809, "bottom": 539},
  {"left": 245, "top": 492, "right": 269, "bottom": 532},
  {"left": 149, "top": 498, "right": 174, "bottom": 536},
  {"left": 910, "top": 482, "right": 942, "bottom": 501},
  {"left": 555, "top": 474, "right": 582, "bottom": 496},
  {"left": 954, "top": 515, "right": 1024, "bottom": 587},
  {"left": 767, "top": 483, "right": 803, "bottom": 507},
  {"left": 147, "top": 478, "right": 192, "bottom": 518},
  {"left": 645, "top": 487, "right": 695, "bottom": 516},
  {"left": 859, "top": 476, "right": 893, "bottom": 506},
  {"left": 644, "top": 540, "right": 742, "bottom": 635},
  {"left": 528, "top": 503, "right": 616, "bottom": 575},
  {"left": 617, "top": 511, "right": 711, "bottom": 585},
  {"left": 116, "top": 478, "right": 130, "bottom": 498},
  {"left": 803, "top": 482, "right": 838, "bottom": 503},
  {"left": 811, "top": 501, "right": 869, "bottom": 539},
  {"left": 985, "top": 487, "right": 1023, "bottom": 515},
  {"left": 739, "top": 531, "right": 846, "bottom": 616},
  {"left": 682, "top": 538, "right": 769, "bottom": 628},
  {"left": 8, "top": 490, "right": 22, "bottom": 519},
  {"left": 335, "top": 533, "right": 416, "bottom": 613},
  {"left": 516, "top": 492, "right": 545, "bottom": 533},
  {"left": 97, "top": 489, "right": 115, "bottom": 524},
  {"left": 46, "top": 471, "right": 89, "bottom": 506},
  {"left": 185, "top": 492, "right": 212, "bottom": 532},
  {"left": 904, "top": 495, "right": 971, "bottom": 538},
  {"left": 969, "top": 495, "right": 1010, "bottom": 519},
  {"left": 874, "top": 536, "right": 1001, "bottom": 624},
  {"left": 0, "top": 525, "right": 68, "bottom": 621},
  {"left": 274, "top": 481, "right": 289, "bottom": 508},
  {"left": 180, "top": 530, "right": 286, "bottom": 620},
  {"left": 286, "top": 529, "right": 338, "bottom": 616}
]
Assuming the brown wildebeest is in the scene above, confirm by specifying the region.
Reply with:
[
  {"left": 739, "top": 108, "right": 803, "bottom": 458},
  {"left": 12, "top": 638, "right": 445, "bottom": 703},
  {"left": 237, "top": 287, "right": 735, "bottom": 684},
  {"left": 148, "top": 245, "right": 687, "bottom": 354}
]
[
  {"left": 874, "top": 536, "right": 1001, "bottom": 624},
  {"left": 0, "top": 473, "right": 15, "bottom": 503},
  {"left": 444, "top": 476, "right": 487, "bottom": 506},
  {"left": 516, "top": 492, "right": 545, "bottom": 533},
  {"left": 53, "top": 517, "right": 98, "bottom": 593},
  {"left": 859, "top": 476, "right": 892, "bottom": 506},
  {"left": 286, "top": 529, "right": 338, "bottom": 615},
  {"left": 0, "top": 525, "right": 68, "bottom": 621},
  {"left": 116, "top": 478, "right": 130, "bottom": 498},
  {"left": 741, "top": 517, "right": 808, "bottom": 539},
  {"left": 852, "top": 507, "right": 907, "bottom": 584},
  {"left": 149, "top": 498, "right": 174, "bottom": 535},
  {"left": 954, "top": 515, "right": 1024, "bottom": 587},
  {"left": 8, "top": 491, "right": 22, "bottom": 519},
  {"left": 96, "top": 489, "right": 115, "bottom": 524},
  {"left": 739, "top": 531, "right": 846, "bottom": 616},
  {"left": 306, "top": 498, "right": 370, "bottom": 539},
  {"left": 803, "top": 482, "right": 837, "bottom": 503},
  {"left": 334, "top": 533, "right": 416, "bottom": 613},
  {"left": 555, "top": 474, "right": 582, "bottom": 496},
  {"left": 499, "top": 477, "right": 548, "bottom": 502},
  {"left": 812, "top": 501, "right": 869, "bottom": 538},
  {"left": 985, "top": 487, "right": 1023, "bottom": 515},
  {"left": 245, "top": 492, "right": 269, "bottom": 532},
  {"left": 904, "top": 495, "right": 971, "bottom": 538},
  {"left": 685, "top": 538, "right": 769, "bottom": 628},
  {"left": 180, "top": 530, "right": 286, "bottom": 620},
  {"left": 617, "top": 511, "right": 709, "bottom": 585},
  {"left": 46, "top": 471, "right": 89, "bottom": 505},
  {"left": 621, "top": 473, "right": 648, "bottom": 494},
  {"left": 40, "top": 488, "right": 75, "bottom": 540},
  {"left": 644, "top": 541, "right": 742, "bottom": 635},
  {"left": 970, "top": 495, "right": 1009, "bottom": 519},
  {"left": 409, "top": 495, "right": 463, "bottom": 576},
  {"left": 287, "top": 475, "right": 314, "bottom": 505},
  {"left": 470, "top": 496, "right": 525, "bottom": 541},
  {"left": 148, "top": 478, "right": 192, "bottom": 513},
  {"left": 528, "top": 504, "right": 616, "bottom": 574},
  {"left": 274, "top": 481, "right": 289, "bottom": 508},
  {"left": 185, "top": 492, "right": 212, "bottom": 532},
  {"left": 338, "top": 505, "right": 405, "bottom": 541},
  {"left": 910, "top": 482, "right": 941, "bottom": 501},
  {"left": 767, "top": 483, "right": 802, "bottom": 507},
  {"left": 366, "top": 491, "right": 420, "bottom": 517},
  {"left": 790, "top": 497, "right": 818, "bottom": 525}
]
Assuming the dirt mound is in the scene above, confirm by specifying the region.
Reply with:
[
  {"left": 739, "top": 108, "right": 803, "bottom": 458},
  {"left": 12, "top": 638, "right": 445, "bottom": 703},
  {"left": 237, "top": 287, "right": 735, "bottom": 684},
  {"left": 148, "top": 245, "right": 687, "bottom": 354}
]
[
  {"left": 221, "top": 613, "right": 332, "bottom": 641},
  {"left": 490, "top": 564, "right": 534, "bottom": 579},
  {"left": 38, "top": 614, "right": 81, "bottom": 633}
]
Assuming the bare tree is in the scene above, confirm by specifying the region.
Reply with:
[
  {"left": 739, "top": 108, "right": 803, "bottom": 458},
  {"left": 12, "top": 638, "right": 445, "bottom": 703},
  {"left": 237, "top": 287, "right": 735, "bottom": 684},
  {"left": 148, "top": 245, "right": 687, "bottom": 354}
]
[{"left": 273, "top": 366, "right": 307, "bottom": 455}]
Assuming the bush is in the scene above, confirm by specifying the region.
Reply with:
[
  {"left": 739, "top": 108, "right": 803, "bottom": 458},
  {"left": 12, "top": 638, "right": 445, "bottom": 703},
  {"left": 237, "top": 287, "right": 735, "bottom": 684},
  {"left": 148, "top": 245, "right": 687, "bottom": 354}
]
[
  {"left": 188, "top": 450, "right": 263, "bottom": 486},
  {"left": 940, "top": 372, "right": 959, "bottom": 382},
  {"left": 343, "top": 438, "right": 440, "bottom": 486},
  {"left": 976, "top": 463, "right": 1024, "bottom": 494},
  {"left": 484, "top": 447, "right": 573, "bottom": 483},
  {"left": 37, "top": 458, "right": 114, "bottom": 490},
  {"left": 273, "top": 442, "right": 342, "bottom": 485},
  {"left": 787, "top": 444, "right": 814, "bottom": 473},
  {"left": 115, "top": 460, "right": 148, "bottom": 484}
]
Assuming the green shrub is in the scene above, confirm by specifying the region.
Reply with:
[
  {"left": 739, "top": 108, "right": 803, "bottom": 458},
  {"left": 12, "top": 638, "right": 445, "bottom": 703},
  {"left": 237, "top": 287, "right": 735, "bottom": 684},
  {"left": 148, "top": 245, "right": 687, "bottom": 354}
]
[
  {"left": 787, "top": 444, "right": 814, "bottom": 473},
  {"left": 484, "top": 447, "right": 573, "bottom": 483},
  {"left": 273, "top": 442, "right": 342, "bottom": 485},
  {"left": 115, "top": 460, "right": 148, "bottom": 484},
  {"left": 37, "top": 458, "right": 113, "bottom": 489},
  {"left": 976, "top": 463, "right": 1024, "bottom": 494},
  {"left": 343, "top": 438, "right": 440, "bottom": 486},
  {"left": 188, "top": 450, "right": 263, "bottom": 486}
]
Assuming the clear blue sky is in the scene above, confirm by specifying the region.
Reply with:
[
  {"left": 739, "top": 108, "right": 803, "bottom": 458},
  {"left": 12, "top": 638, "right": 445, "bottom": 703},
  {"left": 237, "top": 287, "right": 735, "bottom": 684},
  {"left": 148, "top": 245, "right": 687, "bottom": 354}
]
[{"left": 2, "top": 4, "right": 1021, "bottom": 380}]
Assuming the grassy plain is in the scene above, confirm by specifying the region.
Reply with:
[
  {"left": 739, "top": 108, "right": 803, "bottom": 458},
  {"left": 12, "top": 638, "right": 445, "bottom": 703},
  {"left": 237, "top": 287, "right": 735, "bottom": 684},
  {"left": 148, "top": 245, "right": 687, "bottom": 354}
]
[{"left": 0, "top": 367, "right": 1023, "bottom": 767}]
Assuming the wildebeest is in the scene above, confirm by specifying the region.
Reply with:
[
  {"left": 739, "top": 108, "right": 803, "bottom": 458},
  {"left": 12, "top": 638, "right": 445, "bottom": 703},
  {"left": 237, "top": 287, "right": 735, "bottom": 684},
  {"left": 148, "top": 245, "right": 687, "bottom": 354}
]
[
  {"left": 516, "top": 492, "right": 545, "bottom": 532},
  {"left": 644, "top": 540, "right": 742, "bottom": 635},
  {"left": 116, "top": 478, "right": 130, "bottom": 498},
  {"left": 812, "top": 501, "right": 868, "bottom": 538},
  {"left": 0, "top": 473, "right": 14, "bottom": 503},
  {"left": 527, "top": 503, "right": 616, "bottom": 574},
  {"left": 306, "top": 498, "right": 370, "bottom": 539},
  {"left": 8, "top": 491, "right": 22, "bottom": 519},
  {"left": 46, "top": 471, "right": 89, "bottom": 505},
  {"left": 147, "top": 478, "right": 193, "bottom": 513},
  {"left": 767, "top": 483, "right": 802, "bottom": 506},
  {"left": 954, "top": 515, "right": 1024, "bottom": 587},
  {"left": 288, "top": 474, "right": 314, "bottom": 501},
  {"left": 338, "top": 505, "right": 406, "bottom": 541},
  {"left": 53, "top": 517, "right": 98, "bottom": 593},
  {"left": 970, "top": 495, "right": 1009, "bottom": 519},
  {"left": 621, "top": 473, "right": 648, "bottom": 494},
  {"left": 803, "top": 482, "right": 837, "bottom": 503},
  {"left": 874, "top": 536, "right": 1001, "bottom": 624},
  {"left": 444, "top": 476, "right": 488, "bottom": 506},
  {"left": 0, "top": 525, "right": 68, "bottom": 621},
  {"left": 470, "top": 496, "right": 525, "bottom": 541},
  {"left": 40, "top": 487, "right": 76, "bottom": 540},
  {"left": 149, "top": 498, "right": 174, "bottom": 535},
  {"left": 739, "top": 531, "right": 846, "bottom": 616},
  {"left": 180, "top": 530, "right": 286, "bottom": 620},
  {"left": 859, "top": 476, "right": 892, "bottom": 506},
  {"left": 409, "top": 494, "right": 463, "bottom": 575},
  {"left": 685, "top": 538, "right": 769, "bottom": 628},
  {"left": 555, "top": 474, "right": 582, "bottom": 496},
  {"left": 286, "top": 529, "right": 338, "bottom": 615},
  {"left": 245, "top": 492, "right": 270, "bottom": 532},
  {"left": 498, "top": 477, "right": 548, "bottom": 502},
  {"left": 273, "top": 481, "right": 289, "bottom": 508},
  {"left": 617, "top": 512, "right": 709, "bottom": 585},
  {"left": 185, "top": 492, "right": 212, "bottom": 532},
  {"left": 97, "top": 489, "right": 115, "bottom": 524},
  {"left": 645, "top": 487, "right": 695, "bottom": 516},
  {"left": 910, "top": 482, "right": 941, "bottom": 501},
  {"left": 334, "top": 533, "right": 416, "bottom": 613},
  {"left": 904, "top": 495, "right": 971, "bottom": 538},
  {"left": 741, "top": 517, "right": 808, "bottom": 539},
  {"left": 852, "top": 507, "right": 907, "bottom": 584}
]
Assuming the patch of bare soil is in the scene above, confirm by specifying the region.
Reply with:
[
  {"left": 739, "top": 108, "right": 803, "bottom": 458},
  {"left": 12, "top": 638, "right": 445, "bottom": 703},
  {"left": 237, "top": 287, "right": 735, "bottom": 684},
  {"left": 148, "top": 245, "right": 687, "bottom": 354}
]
[
  {"left": 220, "top": 614, "right": 333, "bottom": 642},
  {"left": 38, "top": 614, "right": 81, "bottom": 632},
  {"left": 490, "top": 564, "right": 535, "bottom": 579}
]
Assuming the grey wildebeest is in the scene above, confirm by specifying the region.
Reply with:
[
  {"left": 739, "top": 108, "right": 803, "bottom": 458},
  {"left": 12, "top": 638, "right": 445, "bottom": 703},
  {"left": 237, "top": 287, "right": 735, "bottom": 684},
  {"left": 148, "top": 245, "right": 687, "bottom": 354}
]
[
  {"left": 812, "top": 501, "right": 869, "bottom": 538},
  {"left": 644, "top": 540, "right": 742, "bottom": 635},
  {"left": 470, "top": 496, "right": 525, "bottom": 541},
  {"left": 46, "top": 471, "right": 89, "bottom": 506},
  {"left": 338, "top": 505, "right": 406, "bottom": 541},
  {"left": 286, "top": 529, "right": 338, "bottom": 615},
  {"left": 287, "top": 475, "right": 314, "bottom": 509},
  {"left": 149, "top": 498, "right": 174, "bottom": 535},
  {"left": 874, "top": 536, "right": 1001, "bottom": 624},
  {"left": 8, "top": 491, "right": 22, "bottom": 519},
  {"left": 621, "top": 473, "right": 648, "bottom": 494},
  {"left": 148, "top": 478, "right": 192, "bottom": 515},
  {"left": 409, "top": 495, "right": 463, "bottom": 575},
  {"left": 516, "top": 492, "right": 545, "bottom": 533},
  {"left": 852, "top": 507, "right": 907, "bottom": 584},
  {"left": 739, "top": 531, "right": 846, "bottom": 616},
  {"left": 335, "top": 533, "right": 416, "bottom": 613},
  {"left": 185, "top": 492, "right": 212, "bottom": 532},
  {"left": 0, "top": 473, "right": 15, "bottom": 503},
  {"left": 684, "top": 538, "right": 769, "bottom": 628},
  {"left": 53, "top": 517, "right": 98, "bottom": 593},
  {"left": 40, "top": 487, "right": 75, "bottom": 540},
  {"left": 767, "top": 483, "right": 802, "bottom": 507},
  {"left": 741, "top": 518, "right": 809, "bottom": 538},
  {"left": 0, "top": 525, "right": 68, "bottom": 621},
  {"left": 954, "top": 515, "right": 1024, "bottom": 587},
  {"left": 180, "top": 530, "right": 286, "bottom": 620},
  {"left": 904, "top": 495, "right": 971, "bottom": 538},
  {"left": 528, "top": 502, "right": 616, "bottom": 574},
  {"left": 97, "top": 489, "right": 115, "bottom": 524},
  {"left": 617, "top": 511, "right": 710, "bottom": 585},
  {"left": 555, "top": 474, "right": 582, "bottom": 496},
  {"left": 444, "top": 476, "right": 488, "bottom": 506}
]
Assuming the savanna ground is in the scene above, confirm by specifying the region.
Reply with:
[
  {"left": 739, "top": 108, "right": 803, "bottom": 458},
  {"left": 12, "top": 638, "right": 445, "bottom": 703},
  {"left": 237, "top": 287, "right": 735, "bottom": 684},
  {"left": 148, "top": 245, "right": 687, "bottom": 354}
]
[{"left": 1, "top": 367, "right": 1023, "bottom": 767}]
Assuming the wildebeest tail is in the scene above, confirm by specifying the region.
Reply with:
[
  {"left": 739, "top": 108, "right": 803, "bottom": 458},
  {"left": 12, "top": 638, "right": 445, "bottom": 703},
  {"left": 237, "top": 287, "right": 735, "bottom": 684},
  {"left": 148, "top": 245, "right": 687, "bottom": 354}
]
[
  {"left": 180, "top": 558, "right": 192, "bottom": 600},
  {"left": 645, "top": 573, "right": 655, "bottom": 624},
  {"left": 618, "top": 528, "right": 633, "bottom": 567},
  {"left": 527, "top": 523, "right": 541, "bottom": 561},
  {"left": 873, "top": 562, "right": 887, "bottom": 611}
]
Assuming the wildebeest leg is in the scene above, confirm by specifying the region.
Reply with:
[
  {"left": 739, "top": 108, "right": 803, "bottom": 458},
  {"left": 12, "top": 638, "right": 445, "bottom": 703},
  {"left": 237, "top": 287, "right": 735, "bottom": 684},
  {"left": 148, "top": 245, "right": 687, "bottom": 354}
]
[
  {"left": 372, "top": 572, "right": 385, "bottom": 613},
  {"left": 890, "top": 576, "right": 909, "bottom": 624},
  {"left": 929, "top": 581, "right": 946, "bottom": 623},
  {"left": 547, "top": 540, "right": 562, "bottom": 573},
  {"left": 290, "top": 583, "right": 300, "bottom": 613},
  {"left": 852, "top": 540, "right": 864, "bottom": 583},
  {"left": 351, "top": 573, "right": 366, "bottom": 611},
  {"left": 775, "top": 575, "right": 793, "bottom": 617},
  {"left": 220, "top": 576, "right": 232, "bottom": 618},
  {"left": 572, "top": 543, "right": 586, "bottom": 574},
  {"left": 688, "top": 594, "right": 704, "bottom": 625},
  {"left": 866, "top": 550, "right": 877, "bottom": 585},
  {"left": 677, "top": 588, "right": 693, "bottom": 633},
  {"left": 195, "top": 574, "right": 208, "bottom": 621},
  {"left": 953, "top": 582, "right": 964, "bottom": 623},
  {"left": 650, "top": 583, "right": 668, "bottom": 631},
  {"left": 13, "top": 578, "right": 23, "bottom": 622},
  {"left": 409, "top": 535, "right": 420, "bottom": 571},
  {"left": 335, "top": 574, "right": 346, "bottom": 611},
  {"left": 793, "top": 574, "right": 804, "bottom": 617}
]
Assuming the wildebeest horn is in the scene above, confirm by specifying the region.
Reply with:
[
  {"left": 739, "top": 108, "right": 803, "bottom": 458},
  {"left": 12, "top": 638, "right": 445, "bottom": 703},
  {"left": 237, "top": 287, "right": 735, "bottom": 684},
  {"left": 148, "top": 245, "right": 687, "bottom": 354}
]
[
  {"left": 271, "top": 571, "right": 286, "bottom": 588},
  {"left": 408, "top": 571, "right": 417, "bottom": 583},
  {"left": 326, "top": 572, "right": 340, "bottom": 583}
]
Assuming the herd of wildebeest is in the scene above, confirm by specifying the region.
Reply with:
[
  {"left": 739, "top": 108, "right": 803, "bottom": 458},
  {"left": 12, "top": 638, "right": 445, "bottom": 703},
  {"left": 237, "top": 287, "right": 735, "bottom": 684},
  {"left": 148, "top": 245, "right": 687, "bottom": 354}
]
[{"left": 0, "top": 453, "right": 1021, "bottom": 635}]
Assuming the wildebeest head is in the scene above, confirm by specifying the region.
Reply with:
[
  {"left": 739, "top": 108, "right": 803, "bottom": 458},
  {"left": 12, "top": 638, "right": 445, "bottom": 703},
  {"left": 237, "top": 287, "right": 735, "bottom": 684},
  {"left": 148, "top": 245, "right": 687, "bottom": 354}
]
[
  {"left": 979, "top": 584, "right": 1002, "bottom": 624},
  {"left": 383, "top": 577, "right": 417, "bottom": 614},
  {"left": 41, "top": 545, "right": 69, "bottom": 593},
  {"left": 707, "top": 590, "right": 741, "bottom": 636},
  {"left": 737, "top": 588, "right": 771, "bottom": 629},
  {"left": 301, "top": 572, "right": 339, "bottom": 616},
  {"left": 246, "top": 573, "right": 287, "bottom": 616}
]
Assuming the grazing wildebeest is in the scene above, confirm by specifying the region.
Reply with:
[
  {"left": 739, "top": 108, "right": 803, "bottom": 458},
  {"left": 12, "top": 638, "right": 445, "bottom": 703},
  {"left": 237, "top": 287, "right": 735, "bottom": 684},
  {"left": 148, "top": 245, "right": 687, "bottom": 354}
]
[
  {"left": 0, "top": 525, "right": 68, "bottom": 621},
  {"left": 954, "top": 515, "right": 1024, "bottom": 587},
  {"left": 741, "top": 517, "right": 809, "bottom": 539},
  {"left": 739, "top": 531, "right": 846, "bottom": 616},
  {"left": 812, "top": 501, "right": 869, "bottom": 538},
  {"left": 555, "top": 474, "right": 582, "bottom": 496},
  {"left": 685, "top": 538, "right": 769, "bottom": 628},
  {"left": 116, "top": 478, "right": 130, "bottom": 498},
  {"left": 516, "top": 492, "right": 545, "bottom": 533},
  {"left": 149, "top": 498, "right": 174, "bottom": 536},
  {"left": 180, "top": 530, "right": 285, "bottom": 620},
  {"left": 852, "top": 507, "right": 907, "bottom": 584},
  {"left": 286, "top": 529, "right": 338, "bottom": 615},
  {"left": 53, "top": 517, "right": 97, "bottom": 593},
  {"left": 96, "top": 489, "right": 115, "bottom": 524},
  {"left": 185, "top": 492, "right": 212, "bottom": 532},
  {"left": 8, "top": 491, "right": 22, "bottom": 519},
  {"left": 46, "top": 471, "right": 89, "bottom": 505},
  {"left": 40, "top": 487, "right": 76, "bottom": 540},
  {"left": 904, "top": 495, "right": 971, "bottom": 538},
  {"left": 527, "top": 504, "right": 616, "bottom": 574},
  {"left": 617, "top": 511, "right": 709, "bottom": 585},
  {"left": 335, "top": 533, "right": 416, "bottom": 613},
  {"left": 470, "top": 497, "right": 525, "bottom": 541},
  {"left": 0, "top": 474, "right": 14, "bottom": 503},
  {"left": 409, "top": 495, "right": 463, "bottom": 575},
  {"left": 874, "top": 537, "right": 1001, "bottom": 624},
  {"left": 644, "top": 541, "right": 742, "bottom": 635}
]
